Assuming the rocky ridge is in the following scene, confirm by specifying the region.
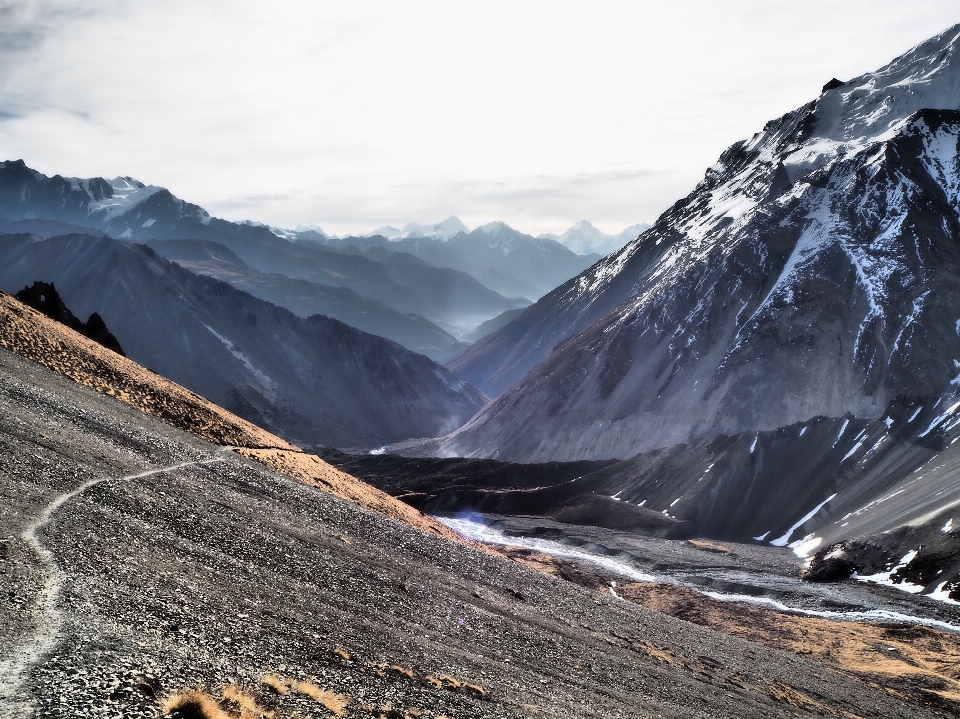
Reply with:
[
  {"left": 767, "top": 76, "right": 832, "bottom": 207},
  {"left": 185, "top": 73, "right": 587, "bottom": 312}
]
[{"left": 442, "top": 24, "right": 960, "bottom": 461}]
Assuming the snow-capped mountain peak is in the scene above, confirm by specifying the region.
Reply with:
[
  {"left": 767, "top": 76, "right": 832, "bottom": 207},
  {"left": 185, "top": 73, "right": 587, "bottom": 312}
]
[
  {"left": 402, "top": 215, "right": 469, "bottom": 240},
  {"left": 364, "top": 216, "right": 470, "bottom": 241},
  {"left": 441, "top": 22, "right": 960, "bottom": 463},
  {"left": 812, "top": 24, "right": 960, "bottom": 148},
  {"left": 539, "top": 220, "right": 650, "bottom": 256}
]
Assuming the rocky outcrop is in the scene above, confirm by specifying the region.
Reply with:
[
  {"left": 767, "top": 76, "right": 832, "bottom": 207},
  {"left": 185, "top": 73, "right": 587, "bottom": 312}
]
[{"left": 15, "top": 281, "right": 125, "bottom": 356}]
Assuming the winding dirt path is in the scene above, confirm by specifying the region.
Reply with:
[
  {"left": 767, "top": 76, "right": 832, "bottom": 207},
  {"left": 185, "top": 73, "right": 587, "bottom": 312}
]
[{"left": 0, "top": 449, "right": 233, "bottom": 716}]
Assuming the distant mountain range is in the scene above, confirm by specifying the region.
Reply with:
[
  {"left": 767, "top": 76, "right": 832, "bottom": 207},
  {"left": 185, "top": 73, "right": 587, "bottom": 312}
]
[
  {"left": 0, "top": 161, "right": 644, "bottom": 341},
  {"left": 142, "top": 239, "right": 468, "bottom": 361},
  {"left": 0, "top": 162, "right": 534, "bottom": 345},
  {"left": 0, "top": 232, "right": 487, "bottom": 448},
  {"left": 304, "top": 215, "right": 647, "bottom": 258},
  {"left": 362, "top": 215, "right": 470, "bottom": 241},
  {"left": 317, "top": 223, "right": 602, "bottom": 302}
]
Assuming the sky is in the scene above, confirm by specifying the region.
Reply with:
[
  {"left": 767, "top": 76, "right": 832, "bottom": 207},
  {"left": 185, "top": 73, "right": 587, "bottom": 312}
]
[{"left": 0, "top": 1, "right": 955, "bottom": 237}]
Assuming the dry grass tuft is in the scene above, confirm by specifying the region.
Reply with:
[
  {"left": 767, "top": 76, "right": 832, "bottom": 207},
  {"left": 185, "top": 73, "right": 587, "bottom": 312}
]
[
  {"left": 160, "top": 689, "right": 230, "bottom": 719},
  {"left": 438, "top": 674, "right": 461, "bottom": 689},
  {"left": 294, "top": 680, "right": 350, "bottom": 715},
  {"left": 333, "top": 647, "right": 351, "bottom": 661},
  {"left": 221, "top": 685, "right": 273, "bottom": 719},
  {"left": 687, "top": 539, "right": 733, "bottom": 553},
  {"left": 464, "top": 683, "right": 486, "bottom": 697},
  {"left": 424, "top": 676, "right": 442, "bottom": 689},
  {"left": 390, "top": 665, "right": 414, "bottom": 680},
  {"left": 260, "top": 674, "right": 291, "bottom": 695}
]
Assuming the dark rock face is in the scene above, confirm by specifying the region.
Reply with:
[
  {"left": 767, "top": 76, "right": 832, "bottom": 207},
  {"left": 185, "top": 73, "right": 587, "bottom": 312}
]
[
  {"left": 14, "top": 280, "right": 125, "bottom": 356},
  {"left": 822, "top": 77, "right": 845, "bottom": 92},
  {"left": 0, "top": 234, "right": 487, "bottom": 449},
  {"left": 808, "top": 524, "right": 960, "bottom": 601},
  {"left": 440, "top": 26, "right": 960, "bottom": 463},
  {"left": 802, "top": 554, "right": 855, "bottom": 582}
]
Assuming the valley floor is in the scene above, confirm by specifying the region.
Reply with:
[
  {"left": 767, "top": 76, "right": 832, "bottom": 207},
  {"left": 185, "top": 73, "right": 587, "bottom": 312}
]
[{"left": 439, "top": 514, "right": 960, "bottom": 711}]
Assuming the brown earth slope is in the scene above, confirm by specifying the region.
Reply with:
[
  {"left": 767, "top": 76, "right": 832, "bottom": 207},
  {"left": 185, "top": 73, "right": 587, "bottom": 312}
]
[{"left": 619, "top": 582, "right": 960, "bottom": 712}]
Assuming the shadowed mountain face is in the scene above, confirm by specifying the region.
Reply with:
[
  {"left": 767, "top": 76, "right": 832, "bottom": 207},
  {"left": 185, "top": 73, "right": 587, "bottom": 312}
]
[
  {"left": 440, "top": 25, "right": 960, "bottom": 463},
  {"left": 143, "top": 239, "right": 467, "bottom": 361},
  {"left": 0, "top": 233, "right": 486, "bottom": 448},
  {"left": 0, "top": 162, "right": 527, "bottom": 332}
]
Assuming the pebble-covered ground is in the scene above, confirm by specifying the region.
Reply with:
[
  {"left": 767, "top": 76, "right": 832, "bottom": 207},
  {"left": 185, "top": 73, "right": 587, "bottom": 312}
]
[{"left": 0, "top": 347, "right": 952, "bottom": 718}]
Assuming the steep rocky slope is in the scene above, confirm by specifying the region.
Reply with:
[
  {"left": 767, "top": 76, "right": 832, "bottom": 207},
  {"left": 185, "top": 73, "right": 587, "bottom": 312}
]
[
  {"left": 0, "top": 235, "right": 486, "bottom": 448},
  {"left": 0, "top": 347, "right": 941, "bottom": 718},
  {"left": 143, "top": 239, "right": 465, "bottom": 360},
  {"left": 0, "top": 288, "right": 482, "bottom": 545},
  {"left": 442, "top": 24, "right": 960, "bottom": 461}
]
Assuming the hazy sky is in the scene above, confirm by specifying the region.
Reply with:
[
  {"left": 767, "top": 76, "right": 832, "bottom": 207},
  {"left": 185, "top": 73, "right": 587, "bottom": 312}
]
[{"left": 0, "top": 1, "right": 955, "bottom": 236}]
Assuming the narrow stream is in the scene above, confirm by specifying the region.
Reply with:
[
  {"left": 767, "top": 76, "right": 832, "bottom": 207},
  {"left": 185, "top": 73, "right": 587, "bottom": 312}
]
[{"left": 439, "top": 514, "right": 960, "bottom": 634}]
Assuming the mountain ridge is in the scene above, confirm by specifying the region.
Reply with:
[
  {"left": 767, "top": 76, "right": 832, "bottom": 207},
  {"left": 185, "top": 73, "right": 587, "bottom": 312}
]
[
  {"left": 439, "top": 24, "right": 960, "bottom": 462},
  {"left": 0, "top": 232, "right": 487, "bottom": 449}
]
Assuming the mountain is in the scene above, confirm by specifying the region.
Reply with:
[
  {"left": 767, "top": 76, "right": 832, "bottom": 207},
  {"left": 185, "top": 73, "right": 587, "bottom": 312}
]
[
  {"left": 439, "top": 24, "right": 960, "bottom": 462},
  {"left": 0, "top": 232, "right": 486, "bottom": 448},
  {"left": 0, "top": 162, "right": 525, "bottom": 332},
  {"left": 461, "top": 307, "right": 528, "bottom": 343},
  {"left": 539, "top": 220, "right": 650, "bottom": 256},
  {"left": 143, "top": 239, "right": 467, "bottom": 360},
  {"left": 321, "top": 222, "right": 601, "bottom": 302},
  {"left": 363, "top": 215, "right": 469, "bottom": 241},
  {"left": 0, "top": 217, "right": 108, "bottom": 238},
  {"left": 322, "top": 242, "right": 529, "bottom": 332}
]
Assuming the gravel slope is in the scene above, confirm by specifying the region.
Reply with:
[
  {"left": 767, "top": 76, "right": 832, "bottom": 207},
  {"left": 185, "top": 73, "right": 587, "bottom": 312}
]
[{"left": 0, "top": 348, "right": 943, "bottom": 718}]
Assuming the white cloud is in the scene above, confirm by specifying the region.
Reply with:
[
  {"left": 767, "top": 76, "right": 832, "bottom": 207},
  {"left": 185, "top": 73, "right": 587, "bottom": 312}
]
[{"left": 0, "top": 1, "right": 955, "bottom": 236}]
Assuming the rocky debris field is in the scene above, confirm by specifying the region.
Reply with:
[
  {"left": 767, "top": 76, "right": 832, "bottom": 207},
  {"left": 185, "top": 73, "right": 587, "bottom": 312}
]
[{"left": 0, "top": 347, "right": 952, "bottom": 718}]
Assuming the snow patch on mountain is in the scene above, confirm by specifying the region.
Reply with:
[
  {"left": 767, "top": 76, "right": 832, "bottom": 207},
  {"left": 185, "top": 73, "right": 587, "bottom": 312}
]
[{"left": 84, "top": 177, "right": 162, "bottom": 222}]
